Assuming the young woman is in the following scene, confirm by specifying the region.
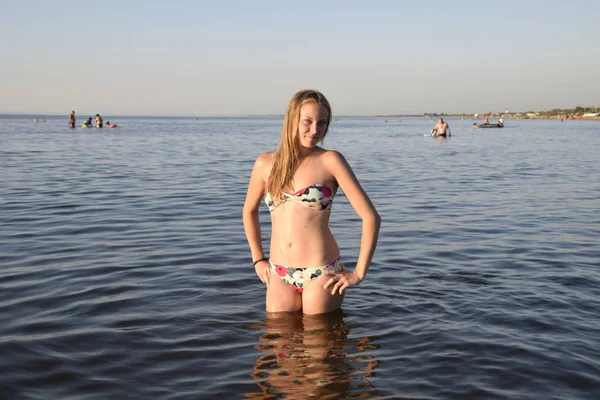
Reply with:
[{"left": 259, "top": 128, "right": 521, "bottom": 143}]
[{"left": 243, "top": 90, "right": 380, "bottom": 315}]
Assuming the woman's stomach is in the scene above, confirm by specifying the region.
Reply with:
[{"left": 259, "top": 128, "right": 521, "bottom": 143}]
[{"left": 269, "top": 211, "right": 339, "bottom": 267}]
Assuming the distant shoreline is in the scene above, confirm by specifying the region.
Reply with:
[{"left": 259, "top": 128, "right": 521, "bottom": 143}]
[{"left": 375, "top": 114, "right": 600, "bottom": 121}]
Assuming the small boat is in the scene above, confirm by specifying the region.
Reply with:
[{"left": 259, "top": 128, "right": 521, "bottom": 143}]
[{"left": 475, "top": 124, "right": 503, "bottom": 129}]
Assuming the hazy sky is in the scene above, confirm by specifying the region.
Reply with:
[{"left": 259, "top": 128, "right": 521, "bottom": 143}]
[{"left": 2, "top": 0, "right": 599, "bottom": 116}]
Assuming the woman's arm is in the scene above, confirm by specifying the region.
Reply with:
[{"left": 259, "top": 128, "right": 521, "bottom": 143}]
[
  {"left": 242, "top": 154, "right": 271, "bottom": 285},
  {"left": 322, "top": 151, "right": 381, "bottom": 294}
]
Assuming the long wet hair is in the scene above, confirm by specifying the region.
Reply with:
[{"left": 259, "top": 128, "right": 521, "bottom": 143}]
[{"left": 267, "top": 90, "right": 332, "bottom": 200}]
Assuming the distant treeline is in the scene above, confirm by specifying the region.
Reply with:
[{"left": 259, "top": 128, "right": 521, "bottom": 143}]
[
  {"left": 528, "top": 106, "right": 599, "bottom": 116},
  {"left": 377, "top": 106, "right": 599, "bottom": 118}
]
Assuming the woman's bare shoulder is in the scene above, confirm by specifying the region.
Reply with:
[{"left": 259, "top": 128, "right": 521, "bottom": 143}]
[
  {"left": 320, "top": 150, "right": 348, "bottom": 167},
  {"left": 255, "top": 151, "right": 276, "bottom": 167},
  {"left": 252, "top": 151, "right": 276, "bottom": 181}
]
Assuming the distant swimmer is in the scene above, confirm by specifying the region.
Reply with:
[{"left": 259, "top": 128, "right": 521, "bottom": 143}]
[
  {"left": 69, "top": 111, "right": 76, "bottom": 128},
  {"left": 431, "top": 118, "right": 451, "bottom": 137},
  {"left": 34, "top": 118, "right": 38, "bottom": 123},
  {"left": 94, "top": 114, "right": 103, "bottom": 128},
  {"left": 473, "top": 123, "right": 479, "bottom": 128},
  {"left": 497, "top": 118, "right": 504, "bottom": 127},
  {"left": 82, "top": 117, "right": 92, "bottom": 128},
  {"left": 483, "top": 116, "right": 489, "bottom": 124},
  {"left": 106, "top": 121, "right": 118, "bottom": 128}
]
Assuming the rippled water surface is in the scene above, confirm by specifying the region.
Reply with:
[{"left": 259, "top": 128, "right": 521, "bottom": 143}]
[{"left": 1, "top": 115, "right": 600, "bottom": 399}]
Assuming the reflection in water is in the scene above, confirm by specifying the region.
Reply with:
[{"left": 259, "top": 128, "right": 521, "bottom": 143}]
[
  {"left": 247, "top": 310, "right": 381, "bottom": 399},
  {"left": 433, "top": 135, "right": 448, "bottom": 145}
]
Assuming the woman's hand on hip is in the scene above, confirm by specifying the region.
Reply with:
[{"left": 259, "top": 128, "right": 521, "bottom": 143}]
[
  {"left": 323, "top": 267, "right": 363, "bottom": 295},
  {"left": 255, "top": 260, "right": 270, "bottom": 286}
]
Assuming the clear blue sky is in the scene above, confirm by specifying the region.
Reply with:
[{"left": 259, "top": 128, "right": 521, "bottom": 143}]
[{"left": 1, "top": 0, "right": 598, "bottom": 116}]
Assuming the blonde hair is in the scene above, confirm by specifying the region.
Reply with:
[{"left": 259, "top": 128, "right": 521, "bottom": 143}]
[{"left": 267, "top": 90, "right": 332, "bottom": 200}]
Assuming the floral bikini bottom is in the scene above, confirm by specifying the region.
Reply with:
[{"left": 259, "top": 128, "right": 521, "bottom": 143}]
[{"left": 269, "top": 258, "right": 344, "bottom": 293}]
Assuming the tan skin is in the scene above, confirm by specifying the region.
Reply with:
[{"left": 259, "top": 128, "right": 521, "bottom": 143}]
[
  {"left": 432, "top": 118, "right": 450, "bottom": 135},
  {"left": 243, "top": 102, "right": 380, "bottom": 315}
]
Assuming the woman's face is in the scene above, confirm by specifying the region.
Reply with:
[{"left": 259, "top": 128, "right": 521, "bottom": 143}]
[{"left": 297, "top": 102, "right": 329, "bottom": 148}]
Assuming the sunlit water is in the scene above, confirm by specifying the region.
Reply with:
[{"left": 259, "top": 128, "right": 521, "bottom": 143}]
[{"left": 1, "top": 115, "right": 599, "bottom": 399}]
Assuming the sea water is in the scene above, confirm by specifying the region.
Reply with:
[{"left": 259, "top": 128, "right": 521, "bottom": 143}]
[{"left": 1, "top": 115, "right": 599, "bottom": 399}]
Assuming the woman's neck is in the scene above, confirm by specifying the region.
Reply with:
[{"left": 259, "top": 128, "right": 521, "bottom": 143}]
[{"left": 298, "top": 145, "right": 321, "bottom": 158}]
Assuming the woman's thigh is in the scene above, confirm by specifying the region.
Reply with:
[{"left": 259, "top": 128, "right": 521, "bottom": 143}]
[
  {"left": 300, "top": 276, "right": 344, "bottom": 315},
  {"left": 266, "top": 271, "right": 302, "bottom": 312}
]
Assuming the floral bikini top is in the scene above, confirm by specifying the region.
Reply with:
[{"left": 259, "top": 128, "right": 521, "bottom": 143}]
[{"left": 265, "top": 184, "right": 335, "bottom": 212}]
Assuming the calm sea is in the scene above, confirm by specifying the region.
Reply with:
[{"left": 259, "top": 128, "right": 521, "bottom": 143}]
[{"left": 1, "top": 114, "right": 599, "bottom": 399}]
